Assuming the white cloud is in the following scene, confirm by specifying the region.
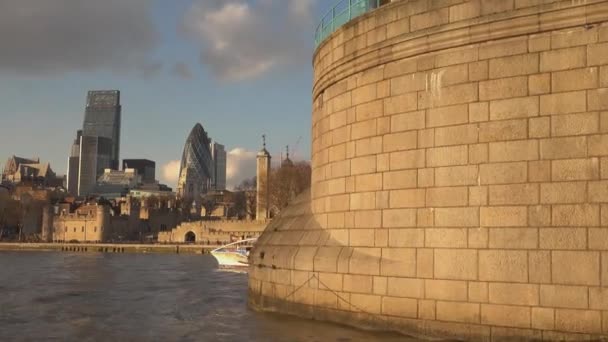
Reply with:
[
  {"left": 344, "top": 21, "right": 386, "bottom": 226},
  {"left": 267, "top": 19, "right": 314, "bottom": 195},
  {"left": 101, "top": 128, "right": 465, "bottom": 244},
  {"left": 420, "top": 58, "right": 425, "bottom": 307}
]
[
  {"left": 160, "top": 160, "right": 181, "bottom": 188},
  {"left": 183, "top": 0, "right": 317, "bottom": 82},
  {"left": 226, "top": 148, "right": 257, "bottom": 190}
]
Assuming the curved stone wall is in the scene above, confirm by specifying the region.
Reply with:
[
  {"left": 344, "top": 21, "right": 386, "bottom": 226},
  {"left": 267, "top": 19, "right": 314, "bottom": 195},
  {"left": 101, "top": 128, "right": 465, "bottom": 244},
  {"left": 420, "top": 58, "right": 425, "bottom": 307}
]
[{"left": 250, "top": 0, "right": 608, "bottom": 339}]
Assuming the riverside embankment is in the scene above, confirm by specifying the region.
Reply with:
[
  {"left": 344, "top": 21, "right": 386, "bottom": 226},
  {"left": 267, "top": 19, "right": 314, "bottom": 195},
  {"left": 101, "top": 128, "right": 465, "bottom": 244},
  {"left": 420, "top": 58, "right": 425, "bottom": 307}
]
[{"left": 0, "top": 242, "right": 220, "bottom": 254}]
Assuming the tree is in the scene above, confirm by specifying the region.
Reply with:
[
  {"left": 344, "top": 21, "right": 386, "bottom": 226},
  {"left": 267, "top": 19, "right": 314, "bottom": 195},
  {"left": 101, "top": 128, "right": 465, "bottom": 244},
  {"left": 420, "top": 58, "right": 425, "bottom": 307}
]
[
  {"left": 234, "top": 176, "right": 257, "bottom": 219},
  {"left": 269, "top": 161, "right": 311, "bottom": 215}
]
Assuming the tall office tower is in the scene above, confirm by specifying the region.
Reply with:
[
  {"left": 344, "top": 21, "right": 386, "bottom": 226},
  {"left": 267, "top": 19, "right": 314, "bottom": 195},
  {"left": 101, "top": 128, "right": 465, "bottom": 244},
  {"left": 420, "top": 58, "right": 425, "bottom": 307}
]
[
  {"left": 78, "top": 136, "right": 112, "bottom": 196},
  {"left": 122, "top": 159, "right": 155, "bottom": 183},
  {"left": 211, "top": 141, "right": 227, "bottom": 191},
  {"left": 177, "top": 123, "right": 213, "bottom": 200},
  {"left": 66, "top": 130, "right": 82, "bottom": 195},
  {"left": 82, "top": 90, "right": 121, "bottom": 170}
]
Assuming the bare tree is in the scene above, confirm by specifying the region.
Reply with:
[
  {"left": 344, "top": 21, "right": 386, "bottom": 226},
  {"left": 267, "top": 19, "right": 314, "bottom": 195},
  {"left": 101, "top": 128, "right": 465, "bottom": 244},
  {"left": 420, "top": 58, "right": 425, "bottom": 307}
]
[{"left": 269, "top": 161, "right": 311, "bottom": 214}]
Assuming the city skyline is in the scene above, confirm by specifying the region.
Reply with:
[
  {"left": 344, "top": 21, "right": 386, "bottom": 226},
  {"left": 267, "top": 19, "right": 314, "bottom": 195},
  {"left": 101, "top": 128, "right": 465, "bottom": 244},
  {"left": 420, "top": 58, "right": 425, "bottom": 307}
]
[{"left": 0, "top": 0, "right": 318, "bottom": 189}]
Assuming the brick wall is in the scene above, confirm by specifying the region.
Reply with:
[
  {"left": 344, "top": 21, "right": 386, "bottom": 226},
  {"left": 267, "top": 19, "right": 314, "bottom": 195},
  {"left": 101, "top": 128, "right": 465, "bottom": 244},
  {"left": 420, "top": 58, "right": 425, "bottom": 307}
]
[{"left": 250, "top": 0, "right": 608, "bottom": 339}]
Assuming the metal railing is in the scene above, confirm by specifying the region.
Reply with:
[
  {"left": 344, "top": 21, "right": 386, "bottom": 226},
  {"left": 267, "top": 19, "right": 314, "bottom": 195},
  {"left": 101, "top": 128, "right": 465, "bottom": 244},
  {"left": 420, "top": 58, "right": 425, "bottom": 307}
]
[{"left": 314, "top": 0, "right": 381, "bottom": 49}]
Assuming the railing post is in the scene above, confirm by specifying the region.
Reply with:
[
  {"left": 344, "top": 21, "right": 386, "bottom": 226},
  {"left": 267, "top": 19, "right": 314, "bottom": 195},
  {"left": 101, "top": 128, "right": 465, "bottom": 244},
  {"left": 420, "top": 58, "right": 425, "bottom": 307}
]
[
  {"left": 331, "top": 6, "right": 335, "bottom": 32},
  {"left": 349, "top": 0, "right": 352, "bottom": 20}
]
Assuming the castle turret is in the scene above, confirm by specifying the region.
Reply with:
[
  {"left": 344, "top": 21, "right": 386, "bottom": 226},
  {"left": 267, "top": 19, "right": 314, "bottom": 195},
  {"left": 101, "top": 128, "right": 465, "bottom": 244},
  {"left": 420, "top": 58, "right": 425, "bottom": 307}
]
[{"left": 256, "top": 135, "right": 271, "bottom": 221}]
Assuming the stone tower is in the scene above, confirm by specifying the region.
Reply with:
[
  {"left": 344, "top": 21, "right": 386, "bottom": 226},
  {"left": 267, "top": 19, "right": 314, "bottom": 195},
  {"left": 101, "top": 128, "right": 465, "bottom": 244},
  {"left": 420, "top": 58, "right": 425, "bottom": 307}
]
[
  {"left": 256, "top": 135, "right": 271, "bottom": 221},
  {"left": 250, "top": 0, "right": 608, "bottom": 340}
]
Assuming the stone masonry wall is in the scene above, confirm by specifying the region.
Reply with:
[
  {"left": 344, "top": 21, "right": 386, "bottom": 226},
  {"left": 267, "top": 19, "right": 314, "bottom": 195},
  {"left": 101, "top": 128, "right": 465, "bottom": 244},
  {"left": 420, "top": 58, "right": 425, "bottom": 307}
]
[{"left": 250, "top": 0, "right": 608, "bottom": 340}]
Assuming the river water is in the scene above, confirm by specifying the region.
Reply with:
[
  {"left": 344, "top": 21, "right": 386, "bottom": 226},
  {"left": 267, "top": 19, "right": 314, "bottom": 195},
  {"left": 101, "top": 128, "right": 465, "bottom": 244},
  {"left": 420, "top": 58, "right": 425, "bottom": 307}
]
[{"left": 0, "top": 252, "right": 411, "bottom": 341}]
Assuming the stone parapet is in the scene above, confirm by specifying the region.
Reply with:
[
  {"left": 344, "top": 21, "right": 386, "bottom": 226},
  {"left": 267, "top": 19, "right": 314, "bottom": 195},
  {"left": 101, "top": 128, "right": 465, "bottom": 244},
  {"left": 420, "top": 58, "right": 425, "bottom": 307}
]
[{"left": 251, "top": 0, "right": 608, "bottom": 339}]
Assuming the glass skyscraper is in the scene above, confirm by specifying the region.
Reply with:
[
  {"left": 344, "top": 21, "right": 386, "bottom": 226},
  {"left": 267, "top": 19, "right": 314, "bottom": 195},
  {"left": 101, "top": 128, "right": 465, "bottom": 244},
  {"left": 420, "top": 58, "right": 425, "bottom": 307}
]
[
  {"left": 82, "top": 90, "right": 121, "bottom": 170},
  {"left": 211, "top": 141, "right": 227, "bottom": 191},
  {"left": 177, "top": 123, "right": 213, "bottom": 200}
]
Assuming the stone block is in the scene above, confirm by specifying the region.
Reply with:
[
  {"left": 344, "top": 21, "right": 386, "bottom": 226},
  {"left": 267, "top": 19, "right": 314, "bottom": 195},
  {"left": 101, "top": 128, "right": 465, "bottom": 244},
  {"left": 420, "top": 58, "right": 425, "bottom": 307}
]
[
  {"left": 551, "top": 27, "right": 599, "bottom": 49},
  {"left": 543, "top": 92, "right": 588, "bottom": 120},
  {"left": 552, "top": 204, "right": 600, "bottom": 227},
  {"left": 552, "top": 112, "right": 599, "bottom": 137},
  {"left": 418, "top": 83, "right": 478, "bottom": 109},
  {"left": 529, "top": 250, "right": 551, "bottom": 284},
  {"left": 343, "top": 274, "right": 373, "bottom": 294},
  {"left": 532, "top": 307, "right": 555, "bottom": 330},
  {"left": 468, "top": 281, "right": 488, "bottom": 303},
  {"left": 314, "top": 247, "right": 343, "bottom": 273},
  {"left": 425, "top": 279, "right": 468, "bottom": 301},
  {"left": 479, "top": 76, "right": 528, "bottom": 101},
  {"left": 351, "top": 119, "right": 377, "bottom": 140},
  {"left": 417, "top": 208, "right": 433, "bottom": 227},
  {"left": 589, "top": 228, "right": 608, "bottom": 249},
  {"left": 410, "top": 7, "right": 449, "bottom": 32},
  {"left": 540, "top": 46, "right": 586, "bottom": 72},
  {"left": 434, "top": 249, "right": 478, "bottom": 280},
  {"left": 374, "top": 228, "right": 389, "bottom": 247},
  {"left": 382, "top": 131, "right": 417, "bottom": 153},
  {"left": 603, "top": 112, "right": 608, "bottom": 133},
  {"left": 381, "top": 248, "right": 416, "bottom": 277},
  {"left": 553, "top": 158, "right": 600, "bottom": 181},
  {"left": 350, "top": 293, "right": 382, "bottom": 315},
  {"left": 589, "top": 134, "right": 608, "bottom": 156},
  {"left": 541, "top": 137, "right": 587, "bottom": 160},
  {"left": 604, "top": 158, "right": 608, "bottom": 179},
  {"left": 349, "top": 229, "right": 375, "bottom": 247},
  {"left": 490, "top": 96, "right": 539, "bottom": 120},
  {"left": 589, "top": 180, "right": 608, "bottom": 203},
  {"left": 434, "top": 207, "right": 480, "bottom": 227},
  {"left": 382, "top": 296, "right": 418, "bottom": 318},
  {"left": 436, "top": 301, "right": 480, "bottom": 324},
  {"left": 352, "top": 84, "right": 378, "bottom": 107},
  {"left": 481, "top": 304, "right": 531, "bottom": 328},
  {"left": 540, "top": 182, "right": 586, "bottom": 204},
  {"left": 389, "top": 189, "right": 425, "bottom": 208},
  {"left": 552, "top": 251, "right": 600, "bottom": 286},
  {"left": 450, "top": 1, "right": 481, "bottom": 22},
  {"left": 555, "top": 309, "right": 602, "bottom": 334},
  {"left": 387, "top": 277, "right": 424, "bottom": 298},
  {"left": 385, "top": 92, "right": 418, "bottom": 115},
  {"left": 588, "top": 42, "right": 608, "bottom": 66},
  {"left": 552, "top": 68, "right": 599, "bottom": 92},
  {"left": 529, "top": 160, "right": 551, "bottom": 182},
  {"left": 417, "top": 168, "right": 434, "bottom": 188},
  {"left": 489, "top": 184, "right": 539, "bottom": 205},
  {"left": 389, "top": 228, "right": 424, "bottom": 247},
  {"left": 589, "top": 287, "right": 608, "bottom": 310},
  {"left": 390, "top": 149, "right": 426, "bottom": 170},
  {"left": 469, "top": 227, "right": 489, "bottom": 248},
  {"left": 602, "top": 67, "right": 608, "bottom": 88},
  {"left": 391, "top": 111, "right": 425, "bottom": 132},
  {"left": 349, "top": 247, "right": 381, "bottom": 275},
  {"left": 480, "top": 161, "right": 527, "bottom": 184},
  {"left": 469, "top": 143, "right": 489, "bottom": 164},
  {"left": 479, "top": 250, "right": 528, "bottom": 282},
  {"left": 426, "top": 145, "right": 468, "bottom": 167},
  {"left": 529, "top": 73, "right": 551, "bottom": 95},
  {"left": 425, "top": 228, "right": 467, "bottom": 248},
  {"left": 390, "top": 72, "right": 427, "bottom": 96},
  {"left": 350, "top": 192, "right": 376, "bottom": 211},
  {"left": 426, "top": 104, "right": 469, "bottom": 128},
  {"left": 489, "top": 54, "right": 539, "bottom": 79},
  {"left": 489, "top": 283, "right": 539, "bottom": 306},
  {"left": 417, "top": 248, "right": 433, "bottom": 278},
  {"left": 418, "top": 128, "right": 434, "bottom": 149},
  {"left": 434, "top": 46, "right": 479, "bottom": 68},
  {"left": 382, "top": 170, "right": 416, "bottom": 190},
  {"left": 377, "top": 80, "right": 390, "bottom": 99},
  {"left": 435, "top": 165, "right": 478, "bottom": 187},
  {"left": 418, "top": 299, "right": 436, "bottom": 320},
  {"left": 426, "top": 187, "right": 468, "bottom": 207},
  {"left": 355, "top": 173, "right": 383, "bottom": 192},
  {"left": 479, "top": 36, "right": 526, "bottom": 59},
  {"left": 529, "top": 116, "right": 550, "bottom": 138},
  {"left": 479, "top": 119, "right": 527, "bottom": 142},
  {"left": 469, "top": 102, "right": 489, "bottom": 123},
  {"left": 469, "top": 60, "right": 488, "bottom": 82},
  {"left": 469, "top": 186, "right": 488, "bottom": 206},
  {"left": 481, "top": 206, "right": 527, "bottom": 227},
  {"left": 386, "top": 18, "right": 410, "bottom": 39},
  {"left": 588, "top": 88, "right": 608, "bottom": 111},
  {"left": 434, "top": 124, "right": 478, "bottom": 147},
  {"left": 540, "top": 284, "right": 589, "bottom": 309},
  {"left": 528, "top": 32, "right": 550, "bottom": 52},
  {"left": 384, "top": 58, "right": 417, "bottom": 79},
  {"left": 489, "top": 228, "right": 538, "bottom": 249}
]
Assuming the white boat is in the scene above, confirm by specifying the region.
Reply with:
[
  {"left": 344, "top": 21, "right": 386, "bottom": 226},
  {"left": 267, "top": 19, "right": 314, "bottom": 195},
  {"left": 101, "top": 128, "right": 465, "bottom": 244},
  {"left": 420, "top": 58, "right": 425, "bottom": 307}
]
[{"left": 210, "top": 238, "right": 257, "bottom": 268}]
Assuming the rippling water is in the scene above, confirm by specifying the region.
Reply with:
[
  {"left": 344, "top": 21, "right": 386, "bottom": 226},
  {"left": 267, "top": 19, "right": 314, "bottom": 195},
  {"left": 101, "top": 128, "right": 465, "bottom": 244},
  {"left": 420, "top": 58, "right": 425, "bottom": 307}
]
[{"left": 0, "top": 251, "right": 410, "bottom": 341}]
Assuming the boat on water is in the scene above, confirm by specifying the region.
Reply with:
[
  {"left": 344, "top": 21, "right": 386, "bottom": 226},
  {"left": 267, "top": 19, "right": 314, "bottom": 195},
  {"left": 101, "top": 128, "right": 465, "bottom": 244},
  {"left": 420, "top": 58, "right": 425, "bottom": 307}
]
[{"left": 210, "top": 238, "right": 257, "bottom": 268}]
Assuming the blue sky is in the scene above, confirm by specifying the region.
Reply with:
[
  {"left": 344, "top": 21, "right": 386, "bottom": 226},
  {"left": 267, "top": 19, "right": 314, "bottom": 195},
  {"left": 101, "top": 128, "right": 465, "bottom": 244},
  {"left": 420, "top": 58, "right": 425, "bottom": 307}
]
[{"left": 0, "top": 0, "right": 320, "bottom": 188}]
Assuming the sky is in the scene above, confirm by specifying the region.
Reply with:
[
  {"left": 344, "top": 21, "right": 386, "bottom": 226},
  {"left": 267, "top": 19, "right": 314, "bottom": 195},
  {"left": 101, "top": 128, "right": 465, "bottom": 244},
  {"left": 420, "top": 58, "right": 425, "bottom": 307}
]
[{"left": 0, "top": 0, "right": 321, "bottom": 189}]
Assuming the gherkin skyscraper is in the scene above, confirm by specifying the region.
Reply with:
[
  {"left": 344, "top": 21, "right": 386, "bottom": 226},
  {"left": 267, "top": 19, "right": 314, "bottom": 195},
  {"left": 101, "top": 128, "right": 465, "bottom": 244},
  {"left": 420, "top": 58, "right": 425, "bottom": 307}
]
[{"left": 176, "top": 123, "right": 213, "bottom": 200}]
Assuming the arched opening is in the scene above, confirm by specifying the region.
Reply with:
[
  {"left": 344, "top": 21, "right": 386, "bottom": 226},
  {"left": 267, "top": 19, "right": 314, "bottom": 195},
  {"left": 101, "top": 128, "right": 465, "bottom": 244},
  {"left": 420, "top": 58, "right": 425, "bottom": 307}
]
[{"left": 185, "top": 231, "right": 196, "bottom": 243}]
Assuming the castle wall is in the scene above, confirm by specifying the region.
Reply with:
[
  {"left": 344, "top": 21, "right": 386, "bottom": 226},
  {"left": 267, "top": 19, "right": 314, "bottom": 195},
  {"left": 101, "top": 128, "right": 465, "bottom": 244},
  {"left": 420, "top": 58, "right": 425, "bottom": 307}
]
[{"left": 250, "top": 0, "right": 608, "bottom": 340}]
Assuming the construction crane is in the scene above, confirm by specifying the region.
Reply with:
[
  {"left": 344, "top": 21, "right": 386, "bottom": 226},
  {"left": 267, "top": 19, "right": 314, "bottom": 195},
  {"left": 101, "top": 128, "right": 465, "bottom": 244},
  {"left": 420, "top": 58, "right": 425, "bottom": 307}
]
[{"left": 291, "top": 136, "right": 303, "bottom": 160}]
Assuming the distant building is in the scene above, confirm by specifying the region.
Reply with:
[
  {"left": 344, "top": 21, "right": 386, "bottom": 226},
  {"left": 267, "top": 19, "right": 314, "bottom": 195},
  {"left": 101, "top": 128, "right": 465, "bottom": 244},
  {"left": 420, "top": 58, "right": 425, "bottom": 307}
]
[
  {"left": 177, "top": 123, "right": 213, "bottom": 200},
  {"left": 211, "top": 142, "right": 227, "bottom": 191},
  {"left": 93, "top": 168, "right": 142, "bottom": 199},
  {"left": 2, "top": 155, "right": 60, "bottom": 187},
  {"left": 78, "top": 136, "right": 113, "bottom": 196},
  {"left": 66, "top": 90, "right": 122, "bottom": 197},
  {"left": 122, "top": 159, "right": 155, "bottom": 183},
  {"left": 82, "top": 90, "right": 121, "bottom": 170},
  {"left": 256, "top": 137, "right": 271, "bottom": 221}
]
